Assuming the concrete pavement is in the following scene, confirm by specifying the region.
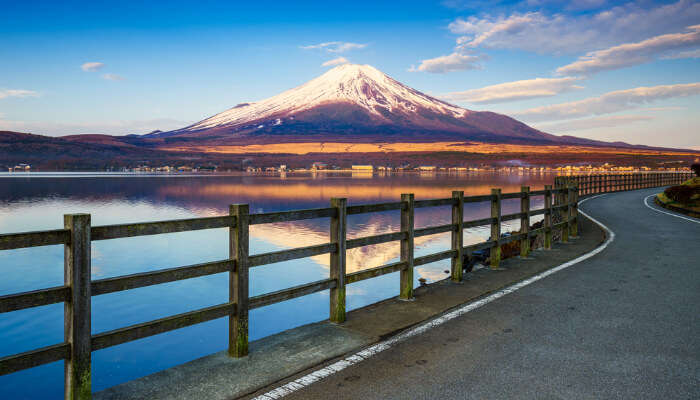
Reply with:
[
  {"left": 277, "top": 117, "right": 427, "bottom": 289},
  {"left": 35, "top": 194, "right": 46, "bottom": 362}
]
[{"left": 254, "top": 188, "right": 700, "bottom": 400}]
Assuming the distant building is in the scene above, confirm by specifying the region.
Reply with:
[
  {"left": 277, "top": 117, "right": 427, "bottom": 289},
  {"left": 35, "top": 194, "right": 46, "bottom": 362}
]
[
  {"left": 311, "top": 162, "right": 328, "bottom": 170},
  {"left": 279, "top": 165, "right": 287, "bottom": 172},
  {"left": 13, "top": 163, "right": 30, "bottom": 172},
  {"left": 418, "top": 166, "right": 436, "bottom": 171},
  {"left": 351, "top": 165, "right": 374, "bottom": 171}
]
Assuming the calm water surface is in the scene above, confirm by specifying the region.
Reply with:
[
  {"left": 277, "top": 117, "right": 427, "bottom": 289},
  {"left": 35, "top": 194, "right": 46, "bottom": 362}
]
[{"left": 0, "top": 172, "right": 557, "bottom": 398}]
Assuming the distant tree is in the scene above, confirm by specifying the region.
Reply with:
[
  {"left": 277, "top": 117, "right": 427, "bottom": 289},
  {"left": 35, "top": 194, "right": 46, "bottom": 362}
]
[{"left": 692, "top": 163, "right": 700, "bottom": 177}]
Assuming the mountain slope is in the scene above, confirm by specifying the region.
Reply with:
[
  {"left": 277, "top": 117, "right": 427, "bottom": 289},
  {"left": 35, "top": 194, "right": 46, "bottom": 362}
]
[{"left": 149, "top": 64, "right": 562, "bottom": 144}]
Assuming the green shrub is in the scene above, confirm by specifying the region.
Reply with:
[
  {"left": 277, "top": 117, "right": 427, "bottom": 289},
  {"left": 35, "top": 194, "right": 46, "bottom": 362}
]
[{"left": 664, "top": 185, "right": 697, "bottom": 204}]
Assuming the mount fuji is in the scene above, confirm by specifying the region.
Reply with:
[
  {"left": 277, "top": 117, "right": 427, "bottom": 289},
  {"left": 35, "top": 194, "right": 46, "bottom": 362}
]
[{"left": 148, "top": 64, "right": 567, "bottom": 145}]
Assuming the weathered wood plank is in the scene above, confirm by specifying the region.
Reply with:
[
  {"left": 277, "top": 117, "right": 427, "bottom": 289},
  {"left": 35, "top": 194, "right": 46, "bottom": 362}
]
[
  {"left": 529, "top": 208, "right": 547, "bottom": 216},
  {"left": 346, "top": 232, "right": 405, "bottom": 249},
  {"left": 400, "top": 194, "right": 414, "bottom": 300},
  {"left": 520, "top": 186, "right": 530, "bottom": 257},
  {"left": 249, "top": 207, "right": 336, "bottom": 225},
  {"left": 329, "top": 198, "right": 346, "bottom": 323},
  {"left": 0, "top": 229, "right": 69, "bottom": 250},
  {"left": 91, "top": 302, "right": 235, "bottom": 351},
  {"left": 414, "top": 223, "right": 455, "bottom": 238},
  {"left": 346, "top": 261, "right": 407, "bottom": 284},
  {"left": 414, "top": 249, "right": 457, "bottom": 267},
  {"left": 64, "top": 213, "right": 92, "bottom": 400},
  {"left": 229, "top": 204, "right": 249, "bottom": 358},
  {"left": 544, "top": 185, "right": 553, "bottom": 250},
  {"left": 490, "top": 189, "right": 502, "bottom": 269},
  {"left": 91, "top": 216, "right": 232, "bottom": 240},
  {"left": 347, "top": 202, "right": 403, "bottom": 215},
  {"left": 91, "top": 260, "right": 234, "bottom": 296},
  {"left": 414, "top": 198, "right": 456, "bottom": 208},
  {"left": 250, "top": 279, "right": 336, "bottom": 310},
  {"left": 248, "top": 243, "right": 335, "bottom": 267},
  {"left": 463, "top": 239, "right": 497, "bottom": 253},
  {"left": 464, "top": 217, "right": 496, "bottom": 228},
  {"left": 0, "top": 285, "right": 70, "bottom": 313},
  {"left": 463, "top": 194, "right": 493, "bottom": 203},
  {"left": 501, "top": 192, "right": 524, "bottom": 200},
  {"left": 501, "top": 212, "right": 526, "bottom": 222},
  {"left": 0, "top": 342, "right": 70, "bottom": 376},
  {"left": 451, "top": 191, "right": 464, "bottom": 283}
]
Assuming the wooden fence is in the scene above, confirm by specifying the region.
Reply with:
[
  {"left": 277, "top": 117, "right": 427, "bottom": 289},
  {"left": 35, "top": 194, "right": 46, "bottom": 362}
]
[
  {"left": 0, "top": 172, "right": 692, "bottom": 399},
  {"left": 557, "top": 172, "right": 693, "bottom": 196}
]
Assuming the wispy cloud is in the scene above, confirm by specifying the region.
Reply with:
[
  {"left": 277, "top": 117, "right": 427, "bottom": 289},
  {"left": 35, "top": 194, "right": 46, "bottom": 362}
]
[
  {"left": 409, "top": 52, "right": 484, "bottom": 73},
  {"left": 537, "top": 115, "right": 654, "bottom": 132},
  {"left": 321, "top": 57, "right": 349, "bottom": 67},
  {"left": 81, "top": 62, "right": 105, "bottom": 72},
  {"left": 556, "top": 25, "right": 700, "bottom": 76},
  {"left": 101, "top": 73, "right": 125, "bottom": 81},
  {"left": 0, "top": 89, "right": 39, "bottom": 100},
  {"left": 662, "top": 48, "right": 700, "bottom": 59},
  {"left": 441, "top": 77, "right": 583, "bottom": 104},
  {"left": 301, "top": 41, "right": 367, "bottom": 53},
  {"left": 512, "top": 83, "right": 700, "bottom": 122},
  {"left": 448, "top": 1, "right": 700, "bottom": 54}
]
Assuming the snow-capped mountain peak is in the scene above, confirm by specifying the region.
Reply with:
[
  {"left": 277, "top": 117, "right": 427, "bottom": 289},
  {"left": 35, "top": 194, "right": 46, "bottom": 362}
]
[
  {"left": 178, "top": 64, "right": 469, "bottom": 132},
  {"left": 157, "top": 64, "right": 559, "bottom": 145}
]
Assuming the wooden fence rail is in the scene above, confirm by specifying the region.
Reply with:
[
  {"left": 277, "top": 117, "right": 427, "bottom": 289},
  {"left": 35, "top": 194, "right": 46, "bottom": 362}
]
[{"left": 0, "top": 171, "right": 693, "bottom": 399}]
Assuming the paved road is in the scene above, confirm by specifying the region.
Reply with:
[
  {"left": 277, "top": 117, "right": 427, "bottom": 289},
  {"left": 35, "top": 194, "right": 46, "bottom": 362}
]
[{"left": 278, "top": 189, "right": 700, "bottom": 399}]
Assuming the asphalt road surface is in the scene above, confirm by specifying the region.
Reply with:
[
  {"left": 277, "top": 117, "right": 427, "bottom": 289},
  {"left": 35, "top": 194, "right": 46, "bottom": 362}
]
[{"left": 277, "top": 188, "right": 700, "bottom": 400}]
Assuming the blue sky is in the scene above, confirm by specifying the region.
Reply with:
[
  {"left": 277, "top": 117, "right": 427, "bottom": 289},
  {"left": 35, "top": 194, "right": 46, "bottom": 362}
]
[{"left": 0, "top": 0, "right": 698, "bottom": 148}]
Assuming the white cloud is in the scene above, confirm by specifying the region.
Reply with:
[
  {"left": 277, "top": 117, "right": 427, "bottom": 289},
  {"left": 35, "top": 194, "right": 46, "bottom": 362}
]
[
  {"left": 301, "top": 41, "right": 367, "bottom": 53},
  {"left": 662, "top": 48, "right": 700, "bottom": 59},
  {"left": 409, "top": 52, "right": 484, "bottom": 73},
  {"left": 0, "top": 89, "right": 39, "bottom": 100},
  {"left": 81, "top": 62, "right": 105, "bottom": 72},
  {"left": 537, "top": 115, "right": 654, "bottom": 132},
  {"left": 512, "top": 82, "right": 700, "bottom": 122},
  {"left": 441, "top": 77, "right": 583, "bottom": 104},
  {"left": 321, "top": 57, "right": 349, "bottom": 67},
  {"left": 556, "top": 25, "right": 700, "bottom": 76},
  {"left": 0, "top": 118, "right": 190, "bottom": 136},
  {"left": 448, "top": 1, "right": 700, "bottom": 54},
  {"left": 101, "top": 73, "right": 125, "bottom": 81}
]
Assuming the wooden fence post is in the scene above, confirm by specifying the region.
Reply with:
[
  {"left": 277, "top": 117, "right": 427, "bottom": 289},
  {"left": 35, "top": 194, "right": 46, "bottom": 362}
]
[
  {"left": 229, "top": 204, "right": 249, "bottom": 358},
  {"left": 64, "top": 214, "right": 92, "bottom": 400},
  {"left": 451, "top": 191, "right": 464, "bottom": 283},
  {"left": 544, "top": 185, "right": 552, "bottom": 250},
  {"left": 559, "top": 184, "right": 569, "bottom": 243},
  {"left": 570, "top": 185, "right": 578, "bottom": 237},
  {"left": 520, "top": 186, "right": 530, "bottom": 257},
  {"left": 400, "top": 194, "right": 414, "bottom": 300},
  {"left": 330, "top": 198, "right": 347, "bottom": 323},
  {"left": 490, "top": 188, "right": 501, "bottom": 268}
]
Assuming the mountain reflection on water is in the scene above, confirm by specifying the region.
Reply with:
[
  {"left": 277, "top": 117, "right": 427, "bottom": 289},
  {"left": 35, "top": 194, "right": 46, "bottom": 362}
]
[{"left": 0, "top": 172, "right": 554, "bottom": 398}]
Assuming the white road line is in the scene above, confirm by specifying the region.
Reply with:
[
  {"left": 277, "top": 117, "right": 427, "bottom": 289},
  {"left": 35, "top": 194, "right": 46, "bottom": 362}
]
[
  {"left": 644, "top": 194, "right": 700, "bottom": 224},
  {"left": 251, "top": 194, "right": 614, "bottom": 400}
]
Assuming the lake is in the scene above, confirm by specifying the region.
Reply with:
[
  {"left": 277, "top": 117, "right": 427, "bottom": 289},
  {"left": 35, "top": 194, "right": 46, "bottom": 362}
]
[{"left": 0, "top": 171, "right": 557, "bottom": 398}]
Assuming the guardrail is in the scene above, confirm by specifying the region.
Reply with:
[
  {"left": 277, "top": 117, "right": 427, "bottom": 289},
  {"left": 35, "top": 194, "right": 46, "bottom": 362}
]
[{"left": 0, "top": 172, "right": 691, "bottom": 399}]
